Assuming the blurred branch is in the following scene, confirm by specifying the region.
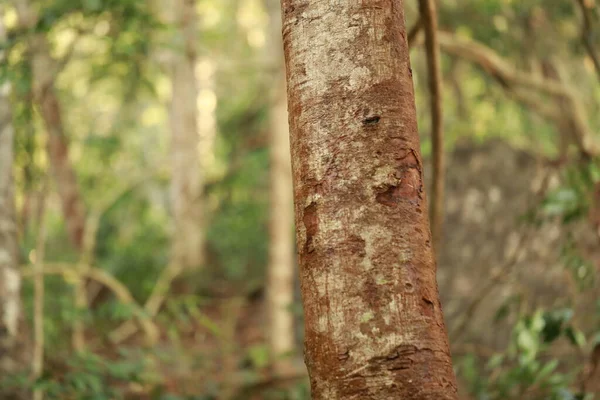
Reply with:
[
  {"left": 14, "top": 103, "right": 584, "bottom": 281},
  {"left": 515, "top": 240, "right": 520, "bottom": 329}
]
[
  {"left": 32, "top": 181, "right": 48, "bottom": 400},
  {"left": 109, "top": 261, "right": 182, "bottom": 345},
  {"left": 418, "top": 0, "right": 445, "bottom": 254},
  {"left": 54, "top": 28, "right": 87, "bottom": 76},
  {"left": 431, "top": 31, "right": 598, "bottom": 157},
  {"left": 407, "top": 16, "right": 423, "bottom": 48},
  {"left": 575, "top": 0, "right": 600, "bottom": 82},
  {"left": 22, "top": 263, "right": 159, "bottom": 345}
]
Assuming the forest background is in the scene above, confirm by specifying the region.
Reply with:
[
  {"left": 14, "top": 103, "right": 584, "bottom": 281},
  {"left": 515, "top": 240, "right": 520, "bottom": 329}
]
[{"left": 1, "top": 0, "right": 600, "bottom": 399}]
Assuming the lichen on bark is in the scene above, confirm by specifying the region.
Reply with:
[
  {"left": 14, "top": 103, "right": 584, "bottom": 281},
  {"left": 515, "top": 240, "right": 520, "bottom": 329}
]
[{"left": 281, "top": 0, "right": 458, "bottom": 398}]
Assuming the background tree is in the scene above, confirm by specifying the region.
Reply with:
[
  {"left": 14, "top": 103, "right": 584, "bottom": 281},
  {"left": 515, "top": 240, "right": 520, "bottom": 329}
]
[
  {"left": 0, "top": 9, "right": 28, "bottom": 400},
  {"left": 163, "top": 0, "right": 205, "bottom": 272},
  {"left": 265, "top": 0, "right": 296, "bottom": 375},
  {"left": 418, "top": 0, "right": 445, "bottom": 253}
]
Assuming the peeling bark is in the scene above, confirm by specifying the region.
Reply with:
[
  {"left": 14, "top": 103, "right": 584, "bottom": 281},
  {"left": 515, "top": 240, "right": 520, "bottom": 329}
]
[
  {"left": 0, "top": 12, "right": 28, "bottom": 399},
  {"left": 165, "top": 0, "right": 205, "bottom": 270},
  {"left": 266, "top": 0, "right": 296, "bottom": 372},
  {"left": 280, "top": 1, "right": 457, "bottom": 398}
]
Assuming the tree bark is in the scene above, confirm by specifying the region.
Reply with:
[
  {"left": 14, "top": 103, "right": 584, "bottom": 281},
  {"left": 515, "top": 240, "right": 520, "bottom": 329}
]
[
  {"left": 165, "top": 0, "right": 205, "bottom": 270},
  {"left": 266, "top": 0, "right": 296, "bottom": 372},
  {"left": 0, "top": 13, "right": 28, "bottom": 399},
  {"left": 280, "top": 1, "right": 458, "bottom": 398}
]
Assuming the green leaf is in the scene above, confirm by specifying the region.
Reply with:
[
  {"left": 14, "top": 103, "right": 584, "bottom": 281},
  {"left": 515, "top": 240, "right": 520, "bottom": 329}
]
[
  {"left": 486, "top": 354, "right": 504, "bottom": 369},
  {"left": 247, "top": 344, "right": 270, "bottom": 369},
  {"left": 536, "top": 359, "right": 559, "bottom": 382},
  {"left": 564, "top": 326, "right": 586, "bottom": 348}
]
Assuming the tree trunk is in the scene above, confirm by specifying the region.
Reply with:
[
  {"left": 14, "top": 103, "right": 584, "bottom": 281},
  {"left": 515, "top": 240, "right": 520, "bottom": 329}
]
[
  {"left": 14, "top": 0, "right": 86, "bottom": 250},
  {"left": 418, "top": 0, "right": 445, "bottom": 254},
  {"left": 265, "top": 0, "right": 296, "bottom": 373},
  {"left": 0, "top": 14, "right": 28, "bottom": 399},
  {"left": 280, "top": 1, "right": 458, "bottom": 398},
  {"left": 166, "top": 0, "right": 205, "bottom": 270},
  {"left": 267, "top": 81, "right": 296, "bottom": 370}
]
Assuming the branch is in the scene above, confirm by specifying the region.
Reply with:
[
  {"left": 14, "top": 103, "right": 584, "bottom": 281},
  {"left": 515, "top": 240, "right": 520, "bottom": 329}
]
[
  {"left": 407, "top": 16, "right": 423, "bottom": 48},
  {"left": 22, "top": 263, "right": 159, "bottom": 345},
  {"left": 575, "top": 0, "right": 600, "bottom": 82},
  {"left": 109, "top": 261, "right": 183, "bottom": 344},
  {"left": 433, "top": 32, "right": 598, "bottom": 157},
  {"left": 32, "top": 182, "right": 48, "bottom": 400},
  {"left": 418, "top": 0, "right": 445, "bottom": 253}
]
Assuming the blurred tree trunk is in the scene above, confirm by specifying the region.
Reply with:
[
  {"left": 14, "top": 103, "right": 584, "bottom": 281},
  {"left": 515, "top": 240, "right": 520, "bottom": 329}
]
[
  {"left": 14, "top": 0, "right": 86, "bottom": 250},
  {"left": 419, "top": 0, "right": 445, "bottom": 255},
  {"left": 266, "top": 0, "right": 296, "bottom": 372},
  {"left": 280, "top": 1, "right": 458, "bottom": 398},
  {"left": 0, "top": 13, "right": 28, "bottom": 399},
  {"left": 164, "top": 0, "right": 205, "bottom": 270}
]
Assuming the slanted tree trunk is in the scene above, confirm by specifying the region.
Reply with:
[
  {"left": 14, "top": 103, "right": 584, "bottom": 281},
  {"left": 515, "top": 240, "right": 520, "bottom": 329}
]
[
  {"left": 419, "top": 0, "right": 445, "bottom": 254},
  {"left": 280, "top": 1, "right": 458, "bottom": 398},
  {"left": 266, "top": 0, "right": 296, "bottom": 372},
  {"left": 14, "top": 0, "right": 86, "bottom": 250},
  {"left": 0, "top": 13, "right": 28, "bottom": 399},
  {"left": 165, "top": 0, "right": 204, "bottom": 270}
]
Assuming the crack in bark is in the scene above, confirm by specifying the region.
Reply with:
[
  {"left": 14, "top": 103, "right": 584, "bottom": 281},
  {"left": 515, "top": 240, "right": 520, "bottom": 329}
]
[
  {"left": 375, "top": 148, "right": 423, "bottom": 207},
  {"left": 303, "top": 201, "right": 319, "bottom": 253},
  {"left": 362, "top": 115, "right": 381, "bottom": 126}
]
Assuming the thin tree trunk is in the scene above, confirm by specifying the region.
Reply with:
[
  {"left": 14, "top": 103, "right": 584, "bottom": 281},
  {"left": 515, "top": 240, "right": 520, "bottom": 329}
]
[
  {"left": 267, "top": 82, "right": 296, "bottom": 370},
  {"left": 280, "top": 1, "right": 457, "bottom": 398},
  {"left": 32, "top": 183, "right": 48, "bottom": 400},
  {"left": 419, "top": 0, "right": 445, "bottom": 254},
  {"left": 166, "top": 0, "right": 204, "bottom": 270},
  {"left": 0, "top": 11, "right": 28, "bottom": 399},
  {"left": 14, "top": 0, "right": 86, "bottom": 250},
  {"left": 265, "top": 0, "right": 296, "bottom": 373}
]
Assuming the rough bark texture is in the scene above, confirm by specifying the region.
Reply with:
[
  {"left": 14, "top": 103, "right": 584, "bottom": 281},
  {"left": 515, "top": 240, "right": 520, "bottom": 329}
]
[
  {"left": 166, "top": 0, "right": 205, "bottom": 269},
  {"left": 280, "top": 1, "right": 458, "bottom": 398},
  {"left": 0, "top": 14, "right": 28, "bottom": 399},
  {"left": 418, "top": 0, "right": 444, "bottom": 254}
]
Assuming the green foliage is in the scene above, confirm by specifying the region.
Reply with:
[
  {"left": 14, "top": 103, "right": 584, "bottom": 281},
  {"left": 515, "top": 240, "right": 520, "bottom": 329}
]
[
  {"left": 2, "top": 351, "right": 150, "bottom": 400},
  {"left": 96, "top": 189, "right": 170, "bottom": 301},
  {"left": 4, "top": 0, "right": 600, "bottom": 397},
  {"left": 542, "top": 159, "right": 600, "bottom": 224},
  {"left": 460, "top": 309, "right": 589, "bottom": 400}
]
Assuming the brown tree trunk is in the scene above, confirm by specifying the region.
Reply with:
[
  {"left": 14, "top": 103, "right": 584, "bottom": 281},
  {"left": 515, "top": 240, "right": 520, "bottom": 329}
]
[
  {"left": 165, "top": 0, "right": 205, "bottom": 270},
  {"left": 419, "top": 0, "right": 445, "bottom": 254},
  {"left": 0, "top": 14, "right": 28, "bottom": 399},
  {"left": 280, "top": 1, "right": 458, "bottom": 398},
  {"left": 39, "top": 84, "right": 87, "bottom": 250},
  {"left": 266, "top": 0, "right": 296, "bottom": 372},
  {"left": 15, "top": 0, "right": 86, "bottom": 250}
]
